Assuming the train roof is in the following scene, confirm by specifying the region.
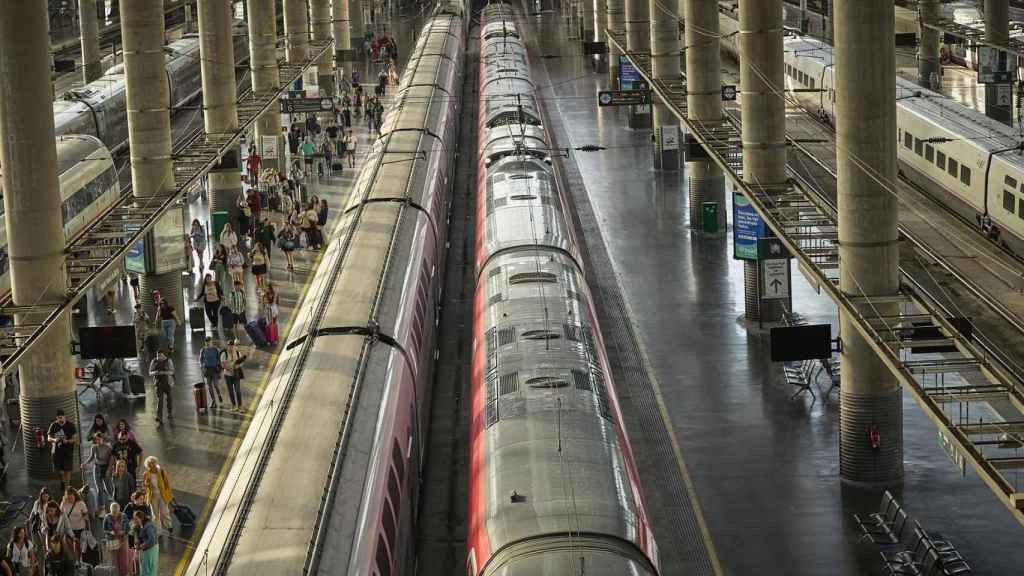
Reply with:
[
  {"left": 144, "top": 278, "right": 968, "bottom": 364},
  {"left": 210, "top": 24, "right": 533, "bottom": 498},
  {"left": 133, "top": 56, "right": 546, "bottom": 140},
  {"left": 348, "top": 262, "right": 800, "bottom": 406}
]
[{"left": 54, "top": 135, "right": 111, "bottom": 176}]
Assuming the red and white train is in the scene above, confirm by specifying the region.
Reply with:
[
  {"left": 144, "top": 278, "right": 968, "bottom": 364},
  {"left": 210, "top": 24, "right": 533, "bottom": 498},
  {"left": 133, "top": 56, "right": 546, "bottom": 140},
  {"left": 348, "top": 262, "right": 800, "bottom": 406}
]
[{"left": 467, "top": 3, "right": 659, "bottom": 575}]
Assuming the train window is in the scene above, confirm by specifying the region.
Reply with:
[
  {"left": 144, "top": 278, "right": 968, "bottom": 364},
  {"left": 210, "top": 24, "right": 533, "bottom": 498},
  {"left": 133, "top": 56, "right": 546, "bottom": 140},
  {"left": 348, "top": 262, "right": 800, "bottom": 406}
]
[
  {"left": 564, "top": 324, "right": 582, "bottom": 342},
  {"left": 1006, "top": 175, "right": 1019, "bottom": 189},
  {"left": 913, "top": 138, "right": 923, "bottom": 157},
  {"left": 509, "top": 271, "right": 557, "bottom": 284},
  {"left": 903, "top": 132, "right": 913, "bottom": 150},
  {"left": 382, "top": 498, "right": 398, "bottom": 555},
  {"left": 947, "top": 158, "right": 959, "bottom": 178},
  {"left": 521, "top": 329, "right": 560, "bottom": 341},
  {"left": 1004, "top": 191, "right": 1016, "bottom": 213},
  {"left": 936, "top": 150, "right": 946, "bottom": 171},
  {"left": 592, "top": 370, "right": 612, "bottom": 420},
  {"left": 498, "top": 327, "right": 516, "bottom": 346},
  {"left": 1019, "top": 201, "right": 1024, "bottom": 220},
  {"left": 526, "top": 376, "right": 568, "bottom": 389},
  {"left": 960, "top": 166, "right": 971, "bottom": 186},
  {"left": 571, "top": 369, "right": 591, "bottom": 391},
  {"left": 924, "top": 145, "right": 934, "bottom": 163},
  {"left": 375, "top": 534, "right": 392, "bottom": 576},
  {"left": 809, "top": 77, "right": 815, "bottom": 90},
  {"left": 485, "top": 372, "right": 499, "bottom": 426}
]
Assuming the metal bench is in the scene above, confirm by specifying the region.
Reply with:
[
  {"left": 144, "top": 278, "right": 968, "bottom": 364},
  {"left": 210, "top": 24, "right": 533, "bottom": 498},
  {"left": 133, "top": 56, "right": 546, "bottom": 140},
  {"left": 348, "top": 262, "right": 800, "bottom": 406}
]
[
  {"left": 855, "top": 491, "right": 902, "bottom": 543},
  {"left": 856, "top": 492, "right": 971, "bottom": 576},
  {"left": 784, "top": 359, "right": 816, "bottom": 399},
  {"left": 817, "top": 356, "right": 840, "bottom": 396}
]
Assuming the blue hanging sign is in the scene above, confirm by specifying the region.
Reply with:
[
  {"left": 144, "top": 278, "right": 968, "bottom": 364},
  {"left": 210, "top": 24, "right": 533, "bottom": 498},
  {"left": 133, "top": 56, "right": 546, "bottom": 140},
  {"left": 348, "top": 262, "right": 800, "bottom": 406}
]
[{"left": 733, "top": 193, "right": 764, "bottom": 261}]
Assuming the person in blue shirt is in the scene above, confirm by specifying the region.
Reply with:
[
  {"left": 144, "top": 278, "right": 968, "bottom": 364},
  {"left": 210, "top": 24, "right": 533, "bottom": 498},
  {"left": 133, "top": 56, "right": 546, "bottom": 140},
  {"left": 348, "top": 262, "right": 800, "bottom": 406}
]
[
  {"left": 198, "top": 337, "right": 224, "bottom": 412},
  {"left": 132, "top": 510, "right": 158, "bottom": 576}
]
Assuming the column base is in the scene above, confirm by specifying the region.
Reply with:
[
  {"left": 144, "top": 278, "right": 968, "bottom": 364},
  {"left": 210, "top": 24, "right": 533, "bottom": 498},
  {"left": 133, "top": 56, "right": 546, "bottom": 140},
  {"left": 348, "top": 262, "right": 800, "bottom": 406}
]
[
  {"left": 139, "top": 270, "right": 184, "bottom": 321},
  {"left": 686, "top": 160, "right": 726, "bottom": 233},
  {"left": 20, "top": 389, "right": 80, "bottom": 479},
  {"left": 840, "top": 388, "right": 904, "bottom": 485},
  {"left": 628, "top": 107, "right": 652, "bottom": 129}
]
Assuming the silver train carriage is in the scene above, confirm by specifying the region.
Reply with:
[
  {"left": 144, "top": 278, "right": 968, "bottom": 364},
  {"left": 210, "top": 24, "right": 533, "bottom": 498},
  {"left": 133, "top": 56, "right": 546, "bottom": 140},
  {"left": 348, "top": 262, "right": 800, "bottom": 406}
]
[
  {"left": 468, "top": 4, "right": 658, "bottom": 576},
  {"left": 0, "top": 135, "right": 120, "bottom": 297},
  {"left": 183, "top": 4, "right": 465, "bottom": 576},
  {"left": 52, "top": 21, "right": 249, "bottom": 153}
]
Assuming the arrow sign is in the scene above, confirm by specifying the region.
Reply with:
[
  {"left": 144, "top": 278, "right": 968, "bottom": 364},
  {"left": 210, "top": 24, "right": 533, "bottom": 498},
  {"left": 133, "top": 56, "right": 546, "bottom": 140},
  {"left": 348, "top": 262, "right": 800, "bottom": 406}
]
[
  {"left": 761, "top": 259, "right": 790, "bottom": 300},
  {"left": 597, "top": 90, "right": 651, "bottom": 107}
]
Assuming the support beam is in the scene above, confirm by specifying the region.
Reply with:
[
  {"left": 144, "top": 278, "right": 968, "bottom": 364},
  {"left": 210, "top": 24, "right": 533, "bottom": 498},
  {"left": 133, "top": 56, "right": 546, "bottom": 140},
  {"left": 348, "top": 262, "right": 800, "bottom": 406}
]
[
  {"left": 835, "top": 0, "right": 903, "bottom": 485},
  {"left": 606, "top": 0, "right": 624, "bottom": 86},
  {"left": 121, "top": 0, "right": 184, "bottom": 319},
  {"left": 350, "top": 0, "right": 364, "bottom": 70},
  {"left": 284, "top": 0, "right": 310, "bottom": 64},
  {"left": 583, "top": 0, "right": 596, "bottom": 41},
  {"left": 198, "top": 0, "right": 243, "bottom": 218},
  {"left": 248, "top": 0, "right": 283, "bottom": 173},
  {"left": 649, "top": 0, "right": 680, "bottom": 169},
  {"left": 311, "top": 0, "right": 334, "bottom": 94},
  {"left": 625, "top": 0, "right": 650, "bottom": 127},
  {"left": 0, "top": 0, "right": 77, "bottom": 478},
  {"left": 739, "top": 0, "right": 788, "bottom": 321},
  {"left": 333, "top": 0, "right": 353, "bottom": 78},
  {"left": 984, "top": 0, "right": 1013, "bottom": 126},
  {"left": 918, "top": 0, "right": 940, "bottom": 89},
  {"left": 683, "top": 0, "right": 724, "bottom": 231},
  {"left": 79, "top": 0, "right": 102, "bottom": 83}
]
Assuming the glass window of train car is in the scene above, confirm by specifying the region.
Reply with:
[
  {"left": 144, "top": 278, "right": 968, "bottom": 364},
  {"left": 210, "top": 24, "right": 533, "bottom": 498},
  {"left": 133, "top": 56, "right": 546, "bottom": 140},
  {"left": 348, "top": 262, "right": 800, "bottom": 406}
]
[
  {"left": 809, "top": 77, "right": 815, "bottom": 90},
  {"left": 1019, "top": 200, "right": 1024, "bottom": 219},
  {"left": 1006, "top": 175, "right": 1018, "bottom": 189},
  {"left": 914, "top": 137, "right": 924, "bottom": 156},
  {"left": 1004, "top": 190, "right": 1016, "bottom": 213},
  {"left": 925, "top": 144, "right": 934, "bottom": 163},
  {"left": 936, "top": 150, "right": 946, "bottom": 171},
  {"left": 904, "top": 132, "right": 913, "bottom": 149},
  {"left": 961, "top": 166, "right": 971, "bottom": 186},
  {"left": 948, "top": 157, "right": 959, "bottom": 178}
]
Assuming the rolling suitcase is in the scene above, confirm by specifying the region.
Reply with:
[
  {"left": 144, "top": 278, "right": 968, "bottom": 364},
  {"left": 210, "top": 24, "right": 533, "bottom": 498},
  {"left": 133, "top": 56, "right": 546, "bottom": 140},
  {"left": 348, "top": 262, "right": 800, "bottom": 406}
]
[
  {"left": 189, "top": 306, "right": 205, "bottom": 332},
  {"left": 245, "top": 320, "right": 268, "bottom": 347},
  {"left": 193, "top": 382, "right": 207, "bottom": 413},
  {"left": 219, "top": 305, "right": 234, "bottom": 328},
  {"left": 266, "top": 321, "right": 279, "bottom": 345},
  {"left": 172, "top": 500, "right": 196, "bottom": 528},
  {"left": 128, "top": 374, "right": 146, "bottom": 397}
]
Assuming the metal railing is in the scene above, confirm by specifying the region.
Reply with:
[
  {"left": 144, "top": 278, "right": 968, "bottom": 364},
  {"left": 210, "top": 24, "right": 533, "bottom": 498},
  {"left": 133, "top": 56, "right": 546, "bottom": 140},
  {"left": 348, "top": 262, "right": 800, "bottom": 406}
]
[
  {"left": 607, "top": 31, "right": 1024, "bottom": 525},
  {"left": 0, "top": 39, "right": 334, "bottom": 379}
]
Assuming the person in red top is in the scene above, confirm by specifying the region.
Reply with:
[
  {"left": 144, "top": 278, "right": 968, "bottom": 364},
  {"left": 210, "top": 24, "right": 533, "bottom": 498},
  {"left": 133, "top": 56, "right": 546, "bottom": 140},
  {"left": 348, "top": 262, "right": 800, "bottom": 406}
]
[
  {"left": 246, "top": 189, "right": 261, "bottom": 237},
  {"left": 246, "top": 150, "right": 262, "bottom": 183}
]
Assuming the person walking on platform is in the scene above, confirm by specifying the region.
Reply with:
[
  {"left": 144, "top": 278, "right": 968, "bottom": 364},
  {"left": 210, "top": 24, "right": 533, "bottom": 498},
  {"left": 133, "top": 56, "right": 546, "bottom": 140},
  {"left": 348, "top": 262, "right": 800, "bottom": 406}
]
[
  {"left": 83, "top": 431, "right": 112, "bottom": 518},
  {"left": 227, "top": 280, "right": 247, "bottom": 341},
  {"left": 227, "top": 246, "right": 245, "bottom": 286},
  {"left": 190, "top": 219, "right": 207, "bottom": 273},
  {"left": 251, "top": 243, "right": 269, "bottom": 293},
  {"left": 109, "top": 459, "right": 135, "bottom": 510},
  {"left": 211, "top": 243, "right": 228, "bottom": 287},
  {"left": 196, "top": 274, "right": 223, "bottom": 328},
  {"left": 133, "top": 303, "right": 149, "bottom": 358},
  {"left": 278, "top": 222, "right": 298, "bottom": 271},
  {"left": 46, "top": 410, "right": 77, "bottom": 491},
  {"left": 103, "top": 502, "right": 131, "bottom": 576},
  {"left": 246, "top": 149, "right": 262, "bottom": 184},
  {"left": 111, "top": 431, "right": 143, "bottom": 480},
  {"left": 157, "top": 300, "right": 179, "bottom": 353},
  {"left": 59, "top": 487, "right": 88, "bottom": 561},
  {"left": 220, "top": 222, "right": 238, "bottom": 254},
  {"left": 132, "top": 511, "right": 158, "bottom": 576},
  {"left": 199, "top": 336, "right": 224, "bottom": 411},
  {"left": 345, "top": 130, "right": 356, "bottom": 168},
  {"left": 221, "top": 340, "right": 247, "bottom": 412},
  {"left": 256, "top": 217, "right": 276, "bottom": 264},
  {"left": 148, "top": 350, "right": 175, "bottom": 424},
  {"left": 141, "top": 457, "right": 173, "bottom": 534}
]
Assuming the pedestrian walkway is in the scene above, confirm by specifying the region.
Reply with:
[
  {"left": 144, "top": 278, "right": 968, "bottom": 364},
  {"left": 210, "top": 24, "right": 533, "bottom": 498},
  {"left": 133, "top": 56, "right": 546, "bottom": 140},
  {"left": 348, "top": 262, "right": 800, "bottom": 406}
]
[{"left": 0, "top": 107, "right": 381, "bottom": 576}]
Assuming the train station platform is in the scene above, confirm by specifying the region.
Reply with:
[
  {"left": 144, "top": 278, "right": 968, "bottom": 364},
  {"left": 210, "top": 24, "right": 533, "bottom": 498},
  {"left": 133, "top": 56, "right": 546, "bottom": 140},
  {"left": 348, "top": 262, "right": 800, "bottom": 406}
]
[
  {"left": 521, "top": 6, "right": 1024, "bottom": 575},
  {"left": 0, "top": 87, "right": 386, "bottom": 575}
]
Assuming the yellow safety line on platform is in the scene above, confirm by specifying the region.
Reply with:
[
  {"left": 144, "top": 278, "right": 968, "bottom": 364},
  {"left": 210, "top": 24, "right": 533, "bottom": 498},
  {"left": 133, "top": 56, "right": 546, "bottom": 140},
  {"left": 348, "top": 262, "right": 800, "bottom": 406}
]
[{"left": 173, "top": 244, "right": 328, "bottom": 576}]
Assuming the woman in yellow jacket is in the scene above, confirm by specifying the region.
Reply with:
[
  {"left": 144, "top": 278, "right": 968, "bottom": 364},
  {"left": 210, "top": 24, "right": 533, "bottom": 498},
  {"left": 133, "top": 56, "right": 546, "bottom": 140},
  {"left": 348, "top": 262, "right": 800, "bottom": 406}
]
[{"left": 142, "top": 457, "right": 173, "bottom": 533}]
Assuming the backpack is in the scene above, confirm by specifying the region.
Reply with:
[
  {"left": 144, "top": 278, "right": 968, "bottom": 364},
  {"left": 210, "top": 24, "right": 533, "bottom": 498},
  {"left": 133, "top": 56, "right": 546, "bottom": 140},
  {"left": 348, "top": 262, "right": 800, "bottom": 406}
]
[{"left": 200, "top": 347, "right": 221, "bottom": 371}]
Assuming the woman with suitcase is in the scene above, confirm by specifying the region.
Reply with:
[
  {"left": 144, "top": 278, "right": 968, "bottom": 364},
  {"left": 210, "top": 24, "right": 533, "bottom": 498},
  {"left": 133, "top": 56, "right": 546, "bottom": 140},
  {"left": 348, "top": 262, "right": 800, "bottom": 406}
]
[
  {"left": 103, "top": 502, "right": 131, "bottom": 576},
  {"left": 221, "top": 340, "right": 248, "bottom": 412},
  {"left": 141, "top": 457, "right": 173, "bottom": 534}
]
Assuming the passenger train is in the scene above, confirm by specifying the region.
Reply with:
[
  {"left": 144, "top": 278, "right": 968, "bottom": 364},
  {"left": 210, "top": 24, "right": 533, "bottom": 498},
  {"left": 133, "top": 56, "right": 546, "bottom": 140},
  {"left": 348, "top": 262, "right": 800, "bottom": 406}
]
[
  {"left": 718, "top": 13, "right": 1024, "bottom": 254},
  {"left": 0, "top": 23, "right": 249, "bottom": 300},
  {"left": 468, "top": 4, "right": 658, "bottom": 575},
  {"left": 184, "top": 2, "right": 465, "bottom": 575}
]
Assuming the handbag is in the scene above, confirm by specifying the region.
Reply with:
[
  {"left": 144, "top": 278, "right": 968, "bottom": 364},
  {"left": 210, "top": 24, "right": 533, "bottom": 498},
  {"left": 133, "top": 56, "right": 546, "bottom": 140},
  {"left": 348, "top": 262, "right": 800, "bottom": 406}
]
[{"left": 105, "top": 538, "right": 122, "bottom": 551}]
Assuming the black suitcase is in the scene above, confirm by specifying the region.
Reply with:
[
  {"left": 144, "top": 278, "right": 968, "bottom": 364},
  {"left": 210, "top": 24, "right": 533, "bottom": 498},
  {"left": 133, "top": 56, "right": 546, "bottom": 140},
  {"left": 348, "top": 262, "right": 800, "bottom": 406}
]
[
  {"left": 128, "top": 374, "right": 146, "bottom": 396},
  {"left": 172, "top": 500, "right": 196, "bottom": 528},
  {"left": 245, "top": 320, "right": 268, "bottom": 348},
  {"left": 219, "top": 305, "right": 234, "bottom": 328},
  {"left": 189, "top": 306, "right": 205, "bottom": 332}
]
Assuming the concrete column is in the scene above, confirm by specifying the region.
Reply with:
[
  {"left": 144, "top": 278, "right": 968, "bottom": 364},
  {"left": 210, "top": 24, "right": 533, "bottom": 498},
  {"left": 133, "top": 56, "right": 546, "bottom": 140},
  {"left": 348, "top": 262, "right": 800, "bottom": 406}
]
[
  {"left": 739, "top": 0, "right": 788, "bottom": 322},
  {"left": 284, "top": 0, "right": 310, "bottom": 64},
  {"left": 582, "top": 0, "right": 595, "bottom": 41},
  {"left": 0, "top": 0, "right": 78, "bottom": 478},
  {"left": 625, "top": 0, "right": 650, "bottom": 128},
  {"left": 835, "top": 0, "right": 902, "bottom": 485},
  {"left": 683, "top": 0, "right": 724, "bottom": 231},
  {"left": 198, "top": 0, "right": 243, "bottom": 217},
  {"left": 333, "top": 0, "right": 352, "bottom": 79},
  {"left": 249, "top": 0, "right": 283, "bottom": 174},
  {"left": 185, "top": 2, "right": 196, "bottom": 34},
  {"left": 606, "top": 0, "right": 624, "bottom": 86},
  {"left": 350, "top": 0, "right": 363, "bottom": 65},
  {"left": 121, "top": 0, "right": 184, "bottom": 319},
  {"left": 918, "top": 0, "right": 940, "bottom": 90},
  {"left": 311, "top": 0, "right": 334, "bottom": 94},
  {"left": 649, "top": 0, "right": 680, "bottom": 169},
  {"left": 79, "top": 0, "right": 102, "bottom": 83},
  {"left": 984, "top": 0, "right": 1013, "bottom": 126}
]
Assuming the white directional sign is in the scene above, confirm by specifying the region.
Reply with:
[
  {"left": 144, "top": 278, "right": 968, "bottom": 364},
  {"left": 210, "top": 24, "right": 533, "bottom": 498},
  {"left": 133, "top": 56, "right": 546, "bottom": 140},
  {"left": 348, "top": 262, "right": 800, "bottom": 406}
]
[{"left": 761, "top": 259, "right": 790, "bottom": 300}]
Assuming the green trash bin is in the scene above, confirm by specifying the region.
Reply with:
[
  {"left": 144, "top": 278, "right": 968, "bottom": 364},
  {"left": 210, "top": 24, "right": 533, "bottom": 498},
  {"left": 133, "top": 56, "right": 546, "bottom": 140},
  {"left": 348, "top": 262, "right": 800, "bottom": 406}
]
[
  {"left": 212, "top": 211, "right": 230, "bottom": 244},
  {"left": 700, "top": 202, "right": 719, "bottom": 234}
]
